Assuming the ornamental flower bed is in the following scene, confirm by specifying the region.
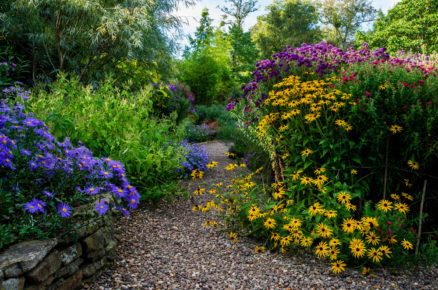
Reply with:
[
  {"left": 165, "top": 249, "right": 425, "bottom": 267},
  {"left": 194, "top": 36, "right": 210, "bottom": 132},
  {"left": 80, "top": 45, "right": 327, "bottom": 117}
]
[
  {"left": 201, "top": 43, "right": 438, "bottom": 274},
  {"left": 0, "top": 87, "right": 139, "bottom": 250}
]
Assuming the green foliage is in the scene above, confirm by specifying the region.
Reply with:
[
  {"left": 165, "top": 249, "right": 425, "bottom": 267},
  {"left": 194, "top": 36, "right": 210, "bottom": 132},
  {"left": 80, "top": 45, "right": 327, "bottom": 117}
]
[
  {"left": 1, "top": 0, "right": 192, "bottom": 84},
  {"left": 27, "top": 74, "right": 186, "bottom": 199},
  {"left": 178, "top": 10, "right": 235, "bottom": 105},
  {"left": 318, "top": 0, "right": 376, "bottom": 48},
  {"left": 355, "top": 0, "right": 438, "bottom": 54},
  {"left": 252, "top": 0, "right": 321, "bottom": 59},
  {"left": 0, "top": 46, "right": 29, "bottom": 88},
  {"left": 228, "top": 25, "right": 259, "bottom": 84},
  {"left": 219, "top": 0, "right": 258, "bottom": 29}
]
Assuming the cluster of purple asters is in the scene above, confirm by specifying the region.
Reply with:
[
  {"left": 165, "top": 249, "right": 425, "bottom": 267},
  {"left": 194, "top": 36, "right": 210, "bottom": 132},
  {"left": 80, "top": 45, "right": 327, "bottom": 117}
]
[
  {"left": 1, "top": 86, "right": 139, "bottom": 222},
  {"left": 178, "top": 140, "right": 209, "bottom": 176},
  {"left": 185, "top": 123, "right": 216, "bottom": 143}
]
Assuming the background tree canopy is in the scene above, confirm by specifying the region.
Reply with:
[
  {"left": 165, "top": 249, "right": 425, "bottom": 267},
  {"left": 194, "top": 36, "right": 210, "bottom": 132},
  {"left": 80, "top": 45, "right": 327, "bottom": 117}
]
[
  {"left": 0, "top": 0, "right": 193, "bottom": 85},
  {"left": 252, "top": 0, "right": 321, "bottom": 59},
  {"left": 355, "top": 0, "right": 438, "bottom": 54}
]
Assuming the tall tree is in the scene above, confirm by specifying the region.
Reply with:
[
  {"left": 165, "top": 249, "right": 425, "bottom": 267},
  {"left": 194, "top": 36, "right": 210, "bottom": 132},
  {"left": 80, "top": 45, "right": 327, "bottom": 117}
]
[
  {"left": 0, "top": 0, "right": 194, "bottom": 83},
  {"left": 318, "top": 0, "right": 376, "bottom": 48},
  {"left": 179, "top": 9, "right": 234, "bottom": 105},
  {"left": 355, "top": 0, "right": 438, "bottom": 55},
  {"left": 252, "top": 0, "right": 321, "bottom": 59},
  {"left": 228, "top": 24, "right": 259, "bottom": 83},
  {"left": 219, "top": 0, "right": 258, "bottom": 29},
  {"left": 187, "top": 9, "right": 214, "bottom": 55}
]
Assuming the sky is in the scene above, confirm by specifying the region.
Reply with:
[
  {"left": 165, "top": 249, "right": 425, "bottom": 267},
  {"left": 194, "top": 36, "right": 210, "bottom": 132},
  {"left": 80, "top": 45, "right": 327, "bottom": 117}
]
[{"left": 174, "top": 0, "right": 402, "bottom": 49}]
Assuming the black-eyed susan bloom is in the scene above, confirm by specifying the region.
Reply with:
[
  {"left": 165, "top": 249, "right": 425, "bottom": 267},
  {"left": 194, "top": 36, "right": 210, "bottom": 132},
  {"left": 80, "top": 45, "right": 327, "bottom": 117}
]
[
  {"left": 329, "top": 238, "right": 341, "bottom": 247},
  {"left": 290, "top": 218, "right": 302, "bottom": 228},
  {"left": 407, "top": 160, "right": 419, "bottom": 170},
  {"left": 324, "top": 210, "right": 337, "bottom": 218},
  {"left": 395, "top": 202, "right": 409, "bottom": 214},
  {"left": 280, "top": 236, "right": 292, "bottom": 247},
  {"left": 264, "top": 217, "right": 276, "bottom": 230},
  {"left": 401, "top": 239, "right": 413, "bottom": 250},
  {"left": 379, "top": 245, "right": 392, "bottom": 258},
  {"left": 402, "top": 192, "right": 414, "bottom": 201},
  {"left": 389, "top": 124, "right": 403, "bottom": 134},
  {"left": 367, "top": 247, "right": 383, "bottom": 263},
  {"left": 308, "top": 202, "right": 323, "bottom": 216},
  {"left": 329, "top": 246, "right": 340, "bottom": 260},
  {"left": 229, "top": 232, "right": 237, "bottom": 242},
  {"left": 377, "top": 199, "right": 393, "bottom": 212},
  {"left": 391, "top": 193, "right": 400, "bottom": 201},
  {"left": 350, "top": 238, "right": 366, "bottom": 258},
  {"left": 300, "top": 176, "right": 313, "bottom": 186},
  {"left": 336, "top": 192, "right": 352, "bottom": 204},
  {"left": 342, "top": 218, "right": 356, "bottom": 233},
  {"left": 300, "top": 236, "right": 313, "bottom": 247},
  {"left": 316, "top": 223, "right": 333, "bottom": 238},
  {"left": 301, "top": 148, "right": 313, "bottom": 157},
  {"left": 366, "top": 232, "right": 380, "bottom": 246},
  {"left": 271, "top": 232, "right": 280, "bottom": 241},
  {"left": 254, "top": 246, "right": 265, "bottom": 253},
  {"left": 315, "top": 241, "right": 329, "bottom": 257},
  {"left": 331, "top": 260, "right": 346, "bottom": 274}
]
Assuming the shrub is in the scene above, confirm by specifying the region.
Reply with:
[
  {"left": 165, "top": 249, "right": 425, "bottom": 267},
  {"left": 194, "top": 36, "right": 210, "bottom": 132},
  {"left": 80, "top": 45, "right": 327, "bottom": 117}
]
[
  {"left": 149, "top": 82, "right": 195, "bottom": 123},
  {"left": 0, "top": 88, "right": 137, "bottom": 250},
  {"left": 27, "top": 75, "right": 186, "bottom": 200},
  {"left": 183, "top": 121, "right": 216, "bottom": 143}
]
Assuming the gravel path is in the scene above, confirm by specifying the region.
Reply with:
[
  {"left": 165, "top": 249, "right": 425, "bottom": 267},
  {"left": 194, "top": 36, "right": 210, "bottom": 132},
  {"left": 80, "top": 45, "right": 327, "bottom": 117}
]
[{"left": 83, "top": 141, "right": 438, "bottom": 289}]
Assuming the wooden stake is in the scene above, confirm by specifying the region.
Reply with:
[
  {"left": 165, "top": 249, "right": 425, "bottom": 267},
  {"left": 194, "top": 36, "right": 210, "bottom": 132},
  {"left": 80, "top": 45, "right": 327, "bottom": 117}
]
[
  {"left": 416, "top": 179, "right": 427, "bottom": 256},
  {"left": 383, "top": 139, "right": 389, "bottom": 199}
]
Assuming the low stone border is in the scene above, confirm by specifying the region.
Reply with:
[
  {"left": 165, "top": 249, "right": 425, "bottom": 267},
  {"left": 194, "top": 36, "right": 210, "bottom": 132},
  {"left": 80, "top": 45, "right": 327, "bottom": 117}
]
[{"left": 0, "top": 215, "right": 117, "bottom": 290}]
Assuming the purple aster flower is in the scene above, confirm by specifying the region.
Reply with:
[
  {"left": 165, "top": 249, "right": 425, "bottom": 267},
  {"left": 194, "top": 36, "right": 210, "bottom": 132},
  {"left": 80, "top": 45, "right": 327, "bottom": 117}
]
[
  {"left": 43, "top": 190, "right": 54, "bottom": 198},
  {"left": 20, "top": 149, "right": 31, "bottom": 156},
  {"left": 117, "top": 206, "right": 130, "bottom": 216},
  {"left": 25, "top": 199, "right": 45, "bottom": 213},
  {"left": 57, "top": 203, "right": 72, "bottom": 218},
  {"left": 35, "top": 199, "right": 46, "bottom": 213},
  {"left": 29, "top": 160, "right": 38, "bottom": 170},
  {"left": 24, "top": 200, "right": 39, "bottom": 213},
  {"left": 84, "top": 186, "right": 100, "bottom": 195},
  {"left": 95, "top": 200, "right": 109, "bottom": 215},
  {"left": 99, "top": 169, "right": 113, "bottom": 179},
  {"left": 127, "top": 197, "right": 139, "bottom": 209}
]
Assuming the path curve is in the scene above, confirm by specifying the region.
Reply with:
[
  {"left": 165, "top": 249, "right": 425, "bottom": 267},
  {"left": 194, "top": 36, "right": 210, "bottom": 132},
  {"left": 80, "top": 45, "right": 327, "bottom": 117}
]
[{"left": 83, "top": 141, "right": 437, "bottom": 289}]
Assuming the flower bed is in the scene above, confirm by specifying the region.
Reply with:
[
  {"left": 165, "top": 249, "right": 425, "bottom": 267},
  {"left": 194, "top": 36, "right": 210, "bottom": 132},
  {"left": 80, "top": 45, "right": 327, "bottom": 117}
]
[
  {"left": 199, "top": 43, "right": 438, "bottom": 274},
  {"left": 0, "top": 87, "right": 139, "bottom": 250}
]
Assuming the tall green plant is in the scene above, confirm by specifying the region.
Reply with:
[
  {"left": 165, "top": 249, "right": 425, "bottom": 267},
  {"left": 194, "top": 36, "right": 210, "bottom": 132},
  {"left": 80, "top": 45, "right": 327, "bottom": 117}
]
[{"left": 28, "top": 74, "right": 186, "bottom": 200}]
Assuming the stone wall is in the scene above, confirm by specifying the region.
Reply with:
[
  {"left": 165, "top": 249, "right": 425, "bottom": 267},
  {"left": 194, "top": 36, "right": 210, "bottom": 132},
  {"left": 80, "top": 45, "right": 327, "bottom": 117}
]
[{"left": 0, "top": 216, "right": 117, "bottom": 290}]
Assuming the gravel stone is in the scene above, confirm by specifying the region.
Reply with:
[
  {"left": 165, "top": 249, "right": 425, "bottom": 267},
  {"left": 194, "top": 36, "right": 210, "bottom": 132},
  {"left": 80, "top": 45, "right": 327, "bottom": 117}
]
[{"left": 82, "top": 141, "right": 438, "bottom": 289}]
